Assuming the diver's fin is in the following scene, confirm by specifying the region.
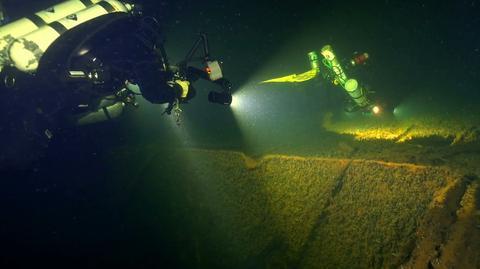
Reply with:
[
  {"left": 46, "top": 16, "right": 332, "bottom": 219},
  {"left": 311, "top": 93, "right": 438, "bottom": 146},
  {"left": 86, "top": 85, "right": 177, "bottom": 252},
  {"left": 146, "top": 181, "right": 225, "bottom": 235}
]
[{"left": 260, "top": 69, "right": 318, "bottom": 84}]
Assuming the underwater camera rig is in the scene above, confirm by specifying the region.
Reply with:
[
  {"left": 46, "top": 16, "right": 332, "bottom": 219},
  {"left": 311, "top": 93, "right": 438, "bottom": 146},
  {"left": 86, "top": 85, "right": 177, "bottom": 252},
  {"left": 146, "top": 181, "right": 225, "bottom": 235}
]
[{"left": 179, "top": 33, "right": 233, "bottom": 106}]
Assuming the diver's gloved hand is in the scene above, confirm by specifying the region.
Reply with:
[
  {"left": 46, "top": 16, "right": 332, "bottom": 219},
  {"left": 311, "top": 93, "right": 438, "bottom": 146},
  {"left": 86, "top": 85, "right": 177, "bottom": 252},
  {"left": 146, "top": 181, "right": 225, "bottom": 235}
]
[{"left": 162, "top": 102, "right": 174, "bottom": 115}]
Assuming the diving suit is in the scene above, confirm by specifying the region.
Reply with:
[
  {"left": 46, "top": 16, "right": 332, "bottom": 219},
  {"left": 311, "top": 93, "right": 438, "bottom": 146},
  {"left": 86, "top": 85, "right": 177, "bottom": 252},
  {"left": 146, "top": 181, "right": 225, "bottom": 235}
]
[
  {"left": 0, "top": 0, "right": 232, "bottom": 166},
  {"left": 261, "top": 45, "right": 379, "bottom": 114}
]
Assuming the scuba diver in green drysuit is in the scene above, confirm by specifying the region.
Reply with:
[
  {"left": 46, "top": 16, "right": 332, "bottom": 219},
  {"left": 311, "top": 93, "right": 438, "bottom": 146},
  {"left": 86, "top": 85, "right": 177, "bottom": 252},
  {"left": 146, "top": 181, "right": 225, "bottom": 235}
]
[{"left": 261, "top": 45, "right": 380, "bottom": 114}]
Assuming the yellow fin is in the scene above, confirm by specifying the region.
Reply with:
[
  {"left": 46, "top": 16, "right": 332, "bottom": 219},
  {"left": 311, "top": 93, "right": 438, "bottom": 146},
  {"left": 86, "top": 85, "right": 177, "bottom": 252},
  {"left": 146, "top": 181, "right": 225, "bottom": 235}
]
[{"left": 260, "top": 69, "right": 318, "bottom": 84}]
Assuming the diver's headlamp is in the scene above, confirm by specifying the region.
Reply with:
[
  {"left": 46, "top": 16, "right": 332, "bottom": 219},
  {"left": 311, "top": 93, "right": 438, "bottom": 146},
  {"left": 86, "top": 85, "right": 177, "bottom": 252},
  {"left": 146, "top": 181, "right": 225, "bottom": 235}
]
[{"left": 208, "top": 91, "right": 232, "bottom": 106}]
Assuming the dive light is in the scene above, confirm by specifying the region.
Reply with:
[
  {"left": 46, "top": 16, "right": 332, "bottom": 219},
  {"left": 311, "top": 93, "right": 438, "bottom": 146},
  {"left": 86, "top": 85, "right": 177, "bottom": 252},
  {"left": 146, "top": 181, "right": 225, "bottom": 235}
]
[{"left": 208, "top": 91, "right": 232, "bottom": 106}]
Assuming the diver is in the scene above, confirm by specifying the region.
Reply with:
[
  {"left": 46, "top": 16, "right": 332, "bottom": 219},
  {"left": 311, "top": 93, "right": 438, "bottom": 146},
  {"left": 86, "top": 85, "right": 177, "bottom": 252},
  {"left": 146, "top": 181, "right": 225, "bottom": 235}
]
[
  {"left": 131, "top": 31, "right": 233, "bottom": 123},
  {"left": 261, "top": 45, "right": 380, "bottom": 114},
  {"left": 0, "top": 0, "right": 233, "bottom": 141}
]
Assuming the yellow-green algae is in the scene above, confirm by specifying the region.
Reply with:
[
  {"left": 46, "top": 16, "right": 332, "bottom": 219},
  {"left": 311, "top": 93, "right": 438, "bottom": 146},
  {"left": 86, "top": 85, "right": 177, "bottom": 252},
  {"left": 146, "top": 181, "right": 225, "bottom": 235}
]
[
  {"left": 323, "top": 112, "right": 480, "bottom": 144},
  {"left": 120, "top": 148, "right": 479, "bottom": 269}
]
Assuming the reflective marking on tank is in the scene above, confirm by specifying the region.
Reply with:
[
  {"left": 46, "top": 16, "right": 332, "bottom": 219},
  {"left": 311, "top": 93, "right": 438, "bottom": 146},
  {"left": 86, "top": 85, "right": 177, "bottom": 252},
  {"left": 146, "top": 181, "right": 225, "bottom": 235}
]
[
  {"left": 18, "top": 38, "right": 44, "bottom": 69},
  {"left": 49, "top": 21, "right": 68, "bottom": 35},
  {"left": 25, "top": 14, "right": 47, "bottom": 27},
  {"left": 98, "top": 1, "right": 116, "bottom": 13},
  {"left": 80, "top": 0, "right": 95, "bottom": 7}
]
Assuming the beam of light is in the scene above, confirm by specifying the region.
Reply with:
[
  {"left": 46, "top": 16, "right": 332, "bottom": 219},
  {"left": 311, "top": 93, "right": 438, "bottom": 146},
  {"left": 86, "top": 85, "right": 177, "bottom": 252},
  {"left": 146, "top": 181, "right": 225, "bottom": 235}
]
[
  {"left": 230, "top": 86, "right": 262, "bottom": 129},
  {"left": 260, "top": 69, "right": 318, "bottom": 83},
  {"left": 230, "top": 83, "right": 281, "bottom": 152},
  {"left": 231, "top": 87, "right": 261, "bottom": 117}
]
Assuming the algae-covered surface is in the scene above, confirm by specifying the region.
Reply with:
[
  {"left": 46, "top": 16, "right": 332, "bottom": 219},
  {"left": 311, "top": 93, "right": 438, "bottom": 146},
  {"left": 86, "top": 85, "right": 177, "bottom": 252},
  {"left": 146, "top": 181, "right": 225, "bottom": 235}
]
[
  {"left": 322, "top": 96, "right": 480, "bottom": 145},
  {"left": 105, "top": 145, "right": 480, "bottom": 269}
]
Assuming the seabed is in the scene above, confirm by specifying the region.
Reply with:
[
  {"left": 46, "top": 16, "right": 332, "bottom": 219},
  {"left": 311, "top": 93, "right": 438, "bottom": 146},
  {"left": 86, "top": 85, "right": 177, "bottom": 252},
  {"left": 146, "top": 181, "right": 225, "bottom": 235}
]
[{"left": 108, "top": 131, "right": 480, "bottom": 268}]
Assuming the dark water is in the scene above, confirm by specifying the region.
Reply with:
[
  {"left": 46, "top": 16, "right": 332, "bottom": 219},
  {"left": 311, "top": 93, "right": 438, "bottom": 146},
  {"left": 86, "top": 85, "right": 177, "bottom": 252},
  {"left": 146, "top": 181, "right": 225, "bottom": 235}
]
[{"left": 1, "top": 0, "right": 480, "bottom": 267}]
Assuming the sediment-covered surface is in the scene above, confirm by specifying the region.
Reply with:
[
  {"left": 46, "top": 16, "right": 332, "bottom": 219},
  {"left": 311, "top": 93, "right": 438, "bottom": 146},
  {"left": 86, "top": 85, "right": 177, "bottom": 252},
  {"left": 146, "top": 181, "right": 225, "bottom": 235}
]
[
  {"left": 111, "top": 148, "right": 480, "bottom": 269},
  {"left": 322, "top": 108, "right": 480, "bottom": 145}
]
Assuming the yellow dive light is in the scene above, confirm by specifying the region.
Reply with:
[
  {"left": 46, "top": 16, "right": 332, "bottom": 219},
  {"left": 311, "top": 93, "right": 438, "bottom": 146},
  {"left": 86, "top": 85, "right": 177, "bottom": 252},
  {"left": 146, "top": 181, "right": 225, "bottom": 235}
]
[{"left": 260, "top": 51, "right": 320, "bottom": 84}]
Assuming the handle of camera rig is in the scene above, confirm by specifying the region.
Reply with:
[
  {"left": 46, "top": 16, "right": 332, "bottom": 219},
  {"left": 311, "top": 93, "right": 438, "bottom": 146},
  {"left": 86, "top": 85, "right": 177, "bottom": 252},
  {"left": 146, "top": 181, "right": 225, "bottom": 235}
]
[
  {"left": 184, "top": 33, "right": 210, "bottom": 63},
  {"left": 180, "top": 33, "right": 233, "bottom": 106},
  {"left": 182, "top": 33, "right": 225, "bottom": 83}
]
